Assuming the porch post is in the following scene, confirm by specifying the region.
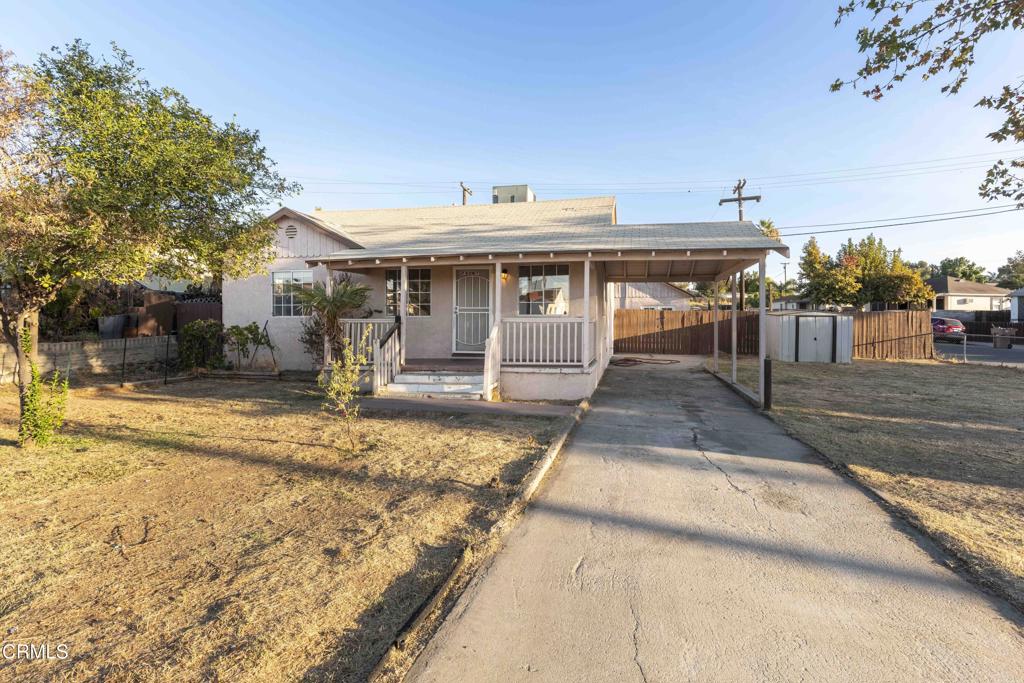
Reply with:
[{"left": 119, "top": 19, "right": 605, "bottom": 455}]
[
  {"left": 758, "top": 255, "right": 767, "bottom": 407},
  {"left": 607, "top": 280, "right": 614, "bottom": 357},
  {"left": 399, "top": 265, "right": 409, "bottom": 365},
  {"left": 730, "top": 273, "right": 738, "bottom": 384},
  {"left": 493, "top": 261, "right": 502, "bottom": 330},
  {"left": 582, "top": 259, "right": 591, "bottom": 366},
  {"left": 712, "top": 279, "right": 719, "bottom": 372},
  {"left": 323, "top": 273, "right": 333, "bottom": 367}
]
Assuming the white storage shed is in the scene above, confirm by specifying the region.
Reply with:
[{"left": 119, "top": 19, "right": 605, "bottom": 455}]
[{"left": 767, "top": 312, "right": 853, "bottom": 363}]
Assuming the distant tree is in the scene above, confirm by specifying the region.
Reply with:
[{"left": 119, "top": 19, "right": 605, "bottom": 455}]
[
  {"left": 937, "top": 256, "right": 987, "bottom": 282},
  {"left": 832, "top": 2, "right": 1024, "bottom": 205},
  {"left": 757, "top": 218, "right": 780, "bottom": 240},
  {"left": 799, "top": 238, "right": 862, "bottom": 306},
  {"left": 908, "top": 260, "right": 939, "bottom": 280},
  {"left": 994, "top": 250, "right": 1024, "bottom": 289},
  {"left": 1, "top": 42, "right": 296, "bottom": 444}
]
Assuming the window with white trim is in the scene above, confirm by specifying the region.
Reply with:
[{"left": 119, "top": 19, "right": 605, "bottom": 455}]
[
  {"left": 272, "top": 270, "right": 313, "bottom": 316},
  {"left": 385, "top": 268, "right": 431, "bottom": 316},
  {"left": 518, "top": 264, "right": 569, "bottom": 315}
]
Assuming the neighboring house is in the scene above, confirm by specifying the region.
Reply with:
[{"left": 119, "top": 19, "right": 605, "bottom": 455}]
[
  {"left": 614, "top": 282, "right": 692, "bottom": 310},
  {"left": 1011, "top": 288, "right": 1024, "bottom": 322},
  {"left": 772, "top": 295, "right": 818, "bottom": 311},
  {"left": 223, "top": 184, "right": 787, "bottom": 402},
  {"left": 926, "top": 276, "right": 1010, "bottom": 312}
]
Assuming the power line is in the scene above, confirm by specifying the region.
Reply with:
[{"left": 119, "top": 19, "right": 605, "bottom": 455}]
[
  {"left": 286, "top": 149, "right": 1019, "bottom": 188},
  {"left": 778, "top": 203, "right": 1019, "bottom": 229},
  {"left": 778, "top": 207, "right": 1020, "bottom": 237}
]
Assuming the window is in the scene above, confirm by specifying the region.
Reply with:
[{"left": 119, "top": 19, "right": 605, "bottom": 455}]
[
  {"left": 385, "top": 268, "right": 431, "bottom": 316},
  {"left": 272, "top": 270, "right": 313, "bottom": 316},
  {"left": 518, "top": 264, "right": 569, "bottom": 315}
]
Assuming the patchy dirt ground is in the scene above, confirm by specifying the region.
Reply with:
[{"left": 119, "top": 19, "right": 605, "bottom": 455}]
[
  {"left": 740, "top": 358, "right": 1024, "bottom": 612},
  {"left": 0, "top": 379, "right": 559, "bottom": 682}
]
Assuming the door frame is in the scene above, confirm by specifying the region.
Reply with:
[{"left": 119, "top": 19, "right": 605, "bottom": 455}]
[{"left": 451, "top": 266, "right": 493, "bottom": 355}]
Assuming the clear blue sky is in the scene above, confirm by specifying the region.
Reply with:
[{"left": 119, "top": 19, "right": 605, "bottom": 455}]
[{"left": 4, "top": 0, "right": 1022, "bottom": 281}]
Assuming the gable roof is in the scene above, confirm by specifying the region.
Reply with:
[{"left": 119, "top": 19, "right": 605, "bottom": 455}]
[
  {"left": 267, "top": 207, "right": 362, "bottom": 248},
  {"left": 925, "top": 276, "right": 1010, "bottom": 297},
  {"left": 312, "top": 196, "right": 617, "bottom": 251}
]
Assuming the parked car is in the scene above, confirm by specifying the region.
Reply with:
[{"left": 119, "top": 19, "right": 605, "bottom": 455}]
[{"left": 931, "top": 317, "right": 966, "bottom": 343}]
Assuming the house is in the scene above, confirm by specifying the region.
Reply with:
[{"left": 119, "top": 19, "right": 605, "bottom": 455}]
[
  {"left": 926, "top": 276, "right": 1010, "bottom": 312},
  {"left": 1011, "top": 288, "right": 1024, "bottom": 322},
  {"left": 772, "top": 294, "right": 817, "bottom": 311},
  {"left": 614, "top": 282, "right": 693, "bottom": 310},
  {"left": 223, "top": 185, "right": 787, "bottom": 403}
]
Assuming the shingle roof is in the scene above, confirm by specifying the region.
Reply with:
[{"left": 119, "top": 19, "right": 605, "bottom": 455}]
[
  {"left": 309, "top": 196, "right": 785, "bottom": 259},
  {"left": 313, "top": 196, "right": 617, "bottom": 250},
  {"left": 925, "top": 276, "right": 1010, "bottom": 296}
]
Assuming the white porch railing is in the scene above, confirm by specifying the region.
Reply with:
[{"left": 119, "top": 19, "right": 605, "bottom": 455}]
[
  {"left": 372, "top": 322, "right": 401, "bottom": 395},
  {"left": 329, "top": 319, "right": 391, "bottom": 364},
  {"left": 501, "top": 317, "right": 595, "bottom": 366},
  {"left": 482, "top": 321, "right": 501, "bottom": 400}
]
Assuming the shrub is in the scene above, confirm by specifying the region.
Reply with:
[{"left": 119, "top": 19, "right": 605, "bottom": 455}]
[
  {"left": 318, "top": 325, "right": 372, "bottom": 450},
  {"left": 299, "top": 316, "right": 325, "bottom": 367},
  {"left": 178, "top": 319, "right": 225, "bottom": 369},
  {"left": 224, "top": 322, "right": 275, "bottom": 369},
  {"left": 18, "top": 327, "right": 69, "bottom": 446}
]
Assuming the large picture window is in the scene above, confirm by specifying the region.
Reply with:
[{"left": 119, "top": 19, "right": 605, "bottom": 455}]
[
  {"left": 518, "top": 264, "right": 569, "bottom": 315},
  {"left": 385, "top": 268, "right": 431, "bottom": 316},
  {"left": 272, "top": 270, "right": 313, "bottom": 316}
]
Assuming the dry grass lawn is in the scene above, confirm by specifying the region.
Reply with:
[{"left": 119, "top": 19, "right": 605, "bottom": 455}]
[
  {"left": 734, "top": 358, "right": 1024, "bottom": 611},
  {"left": 0, "top": 379, "right": 560, "bottom": 681}
]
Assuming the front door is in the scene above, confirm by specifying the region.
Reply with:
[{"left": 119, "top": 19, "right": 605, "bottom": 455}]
[{"left": 453, "top": 268, "right": 492, "bottom": 354}]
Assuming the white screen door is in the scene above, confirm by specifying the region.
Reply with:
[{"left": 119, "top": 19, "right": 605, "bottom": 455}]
[{"left": 453, "top": 268, "right": 491, "bottom": 353}]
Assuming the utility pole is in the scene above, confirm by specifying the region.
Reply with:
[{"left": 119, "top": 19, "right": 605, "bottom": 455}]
[
  {"left": 460, "top": 182, "right": 473, "bottom": 206},
  {"left": 718, "top": 178, "right": 761, "bottom": 221},
  {"left": 719, "top": 179, "right": 762, "bottom": 310},
  {"left": 782, "top": 262, "right": 789, "bottom": 284}
]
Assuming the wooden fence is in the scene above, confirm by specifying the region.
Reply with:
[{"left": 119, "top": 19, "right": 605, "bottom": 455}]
[
  {"left": 613, "top": 309, "right": 935, "bottom": 360},
  {"left": 614, "top": 310, "right": 759, "bottom": 355},
  {"left": 851, "top": 310, "right": 934, "bottom": 360}
]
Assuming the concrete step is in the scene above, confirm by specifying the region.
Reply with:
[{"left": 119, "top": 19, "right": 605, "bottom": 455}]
[
  {"left": 393, "top": 372, "right": 484, "bottom": 385},
  {"left": 382, "top": 389, "right": 484, "bottom": 400},
  {"left": 386, "top": 381, "right": 484, "bottom": 395}
]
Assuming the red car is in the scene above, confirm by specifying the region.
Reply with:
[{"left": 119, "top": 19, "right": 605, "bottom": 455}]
[{"left": 931, "top": 317, "right": 966, "bottom": 343}]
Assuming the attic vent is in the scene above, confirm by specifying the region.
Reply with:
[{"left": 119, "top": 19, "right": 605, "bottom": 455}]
[{"left": 284, "top": 224, "right": 298, "bottom": 239}]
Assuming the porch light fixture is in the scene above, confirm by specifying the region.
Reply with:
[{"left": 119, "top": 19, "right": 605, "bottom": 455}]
[{"left": 501, "top": 268, "right": 509, "bottom": 284}]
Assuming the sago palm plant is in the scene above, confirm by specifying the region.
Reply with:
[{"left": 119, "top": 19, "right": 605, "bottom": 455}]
[{"left": 288, "top": 275, "right": 372, "bottom": 362}]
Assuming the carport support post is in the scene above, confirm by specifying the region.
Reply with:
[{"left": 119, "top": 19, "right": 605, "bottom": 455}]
[
  {"left": 323, "top": 274, "right": 333, "bottom": 367},
  {"left": 582, "top": 259, "right": 591, "bottom": 367},
  {"left": 712, "top": 279, "right": 720, "bottom": 372},
  {"left": 758, "top": 255, "right": 767, "bottom": 408},
  {"left": 400, "top": 265, "right": 409, "bottom": 366},
  {"left": 730, "top": 273, "right": 738, "bottom": 384}
]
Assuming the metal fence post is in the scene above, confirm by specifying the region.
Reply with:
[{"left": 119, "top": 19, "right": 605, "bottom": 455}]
[
  {"left": 164, "top": 334, "right": 172, "bottom": 384},
  {"left": 963, "top": 333, "right": 967, "bottom": 364}
]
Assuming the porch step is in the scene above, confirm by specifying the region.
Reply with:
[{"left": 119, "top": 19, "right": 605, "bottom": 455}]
[
  {"left": 384, "top": 371, "right": 486, "bottom": 400},
  {"left": 392, "top": 372, "right": 483, "bottom": 385}
]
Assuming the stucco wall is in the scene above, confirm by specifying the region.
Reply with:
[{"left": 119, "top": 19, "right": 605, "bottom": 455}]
[
  {"left": 222, "top": 218, "right": 362, "bottom": 371},
  {"left": 933, "top": 295, "right": 1008, "bottom": 311}
]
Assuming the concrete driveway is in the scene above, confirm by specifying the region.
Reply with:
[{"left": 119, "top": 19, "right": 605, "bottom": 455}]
[{"left": 408, "top": 356, "right": 1024, "bottom": 682}]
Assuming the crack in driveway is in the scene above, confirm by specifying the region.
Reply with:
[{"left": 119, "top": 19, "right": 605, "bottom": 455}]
[
  {"left": 691, "top": 427, "right": 776, "bottom": 534},
  {"left": 629, "top": 601, "right": 649, "bottom": 683}
]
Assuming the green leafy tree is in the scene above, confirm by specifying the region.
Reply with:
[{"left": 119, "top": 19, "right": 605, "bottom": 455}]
[
  {"left": 0, "top": 42, "right": 296, "bottom": 442},
  {"left": 289, "top": 275, "right": 372, "bottom": 364},
  {"left": 318, "top": 326, "right": 372, "bottom": 451},
  {"left": 994, "top": 250, "right": 1024, "bottom": 289},
  {"left": 833, "top": 2, "right": 1024, "bottom": 204},
  {"left": 799, "top": 238, "right": 861, "bottom": 306},
  {"left": 908, "top": 260, "right": 939, "bottom": 280},
  {"left": 937, "top": 256, "right": 988, "bottom": 282}
]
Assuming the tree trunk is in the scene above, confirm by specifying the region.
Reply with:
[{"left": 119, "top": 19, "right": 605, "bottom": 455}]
[{"left": 4, "top": 311, "right": 39, "bottom": 446}]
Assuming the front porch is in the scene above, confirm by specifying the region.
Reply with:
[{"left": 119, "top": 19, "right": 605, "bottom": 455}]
[{"left": 313, "top": 239, "right": 786, "bottom": 403}]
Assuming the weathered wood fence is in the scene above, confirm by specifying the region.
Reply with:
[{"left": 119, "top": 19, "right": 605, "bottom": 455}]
[
  {"left": 613, "top": 310, "right": 759, "bottom": 355},
  {"left": 613, "top": 309, "right": 934, "bottom": 360}
]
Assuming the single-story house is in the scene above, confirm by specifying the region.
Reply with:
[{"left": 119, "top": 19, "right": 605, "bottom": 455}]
[
  {"left": 772, "top": 294, "right": 820, "bottom": 311},
  {"left": 614, "top": 282, "right": 693, "bottom": 310},
  {"left": 926, "top": 276, "right": 1010, "bottom": 312},
  {"left": 1011, "top": 287, "right": 1024, "bottom": 322},
  {"left": 223, "top": 185, "right": 788, "bottom": 404}
]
